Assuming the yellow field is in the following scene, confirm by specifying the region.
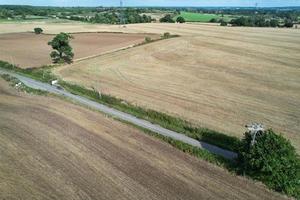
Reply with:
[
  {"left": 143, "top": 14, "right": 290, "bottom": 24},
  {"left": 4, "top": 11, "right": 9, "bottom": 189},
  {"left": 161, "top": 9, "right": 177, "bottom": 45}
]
[
  {"left": 52, "top": 23, "right": 300, "bottom": 151},
  {"left": 0, "top": 79, "right": 286, "bottom": 199}
]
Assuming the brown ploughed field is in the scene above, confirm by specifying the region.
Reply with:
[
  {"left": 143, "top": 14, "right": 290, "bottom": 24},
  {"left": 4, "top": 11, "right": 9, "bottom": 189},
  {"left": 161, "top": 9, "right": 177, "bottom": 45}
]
[
  {"left": 0, "top": 79, "right": 285, "bottom": 200},
  {"left": 54, "top": 23, "right": 300, "bottom": 151},
  {"left": 0, "top": 32, "right": 158, "bottom": 68}
]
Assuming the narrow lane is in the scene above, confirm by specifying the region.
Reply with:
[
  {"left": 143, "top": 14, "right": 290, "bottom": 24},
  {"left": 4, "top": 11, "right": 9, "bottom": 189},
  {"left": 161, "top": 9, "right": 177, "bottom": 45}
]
[{"left": 0, "top": 69, "right": 237, "bottom": 159}]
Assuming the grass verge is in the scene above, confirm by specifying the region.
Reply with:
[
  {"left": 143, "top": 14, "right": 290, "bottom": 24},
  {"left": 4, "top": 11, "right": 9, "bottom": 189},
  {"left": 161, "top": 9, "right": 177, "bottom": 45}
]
[
  {"left": 0, "top": 73, "right": 48, "bottom": 95},
  {"left": 59, "top": 81, "right": 241, "bottom": 152},
  {"left": 119, "top": 118, "right": 237, "bottom": 171}
]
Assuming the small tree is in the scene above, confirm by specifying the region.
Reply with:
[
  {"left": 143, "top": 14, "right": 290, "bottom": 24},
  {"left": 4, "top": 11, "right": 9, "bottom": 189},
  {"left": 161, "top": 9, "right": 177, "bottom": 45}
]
[
  {"left": 176, "top": 16, "right": 185, "bottom": 23},
  {"left": 34, "top": 27, "right": 43, "bottom": 34},
  {"left": 238, "top": 129, "right": 300, "bottom": 197},
  {"left": 48, "top": 32, "right": 74, "bottom": 64}
]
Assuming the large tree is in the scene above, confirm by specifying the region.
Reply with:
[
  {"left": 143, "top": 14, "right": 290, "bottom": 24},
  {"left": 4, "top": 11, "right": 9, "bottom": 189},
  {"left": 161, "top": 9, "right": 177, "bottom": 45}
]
[
  {"left": 238, "top": 129, "right": 300, "bottom": 197},
  {"left": 48, "top": 32, "right": 74, "bottom": 64}
]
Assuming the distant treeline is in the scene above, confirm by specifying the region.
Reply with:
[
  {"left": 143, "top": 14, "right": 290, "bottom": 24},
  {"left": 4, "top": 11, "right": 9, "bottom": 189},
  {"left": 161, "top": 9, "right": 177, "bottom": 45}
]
[
  {"left": 0, "top": 5, "right": 153, "bottom": 24},
  {"left": 230, "top": 16, "right": 294, "bottom": 27},
  {"left": 0, "top": 5, "right": 299, "bottom": 27},
  {"left": 65, "top": 9, "right": 153, "bottom": 24}
]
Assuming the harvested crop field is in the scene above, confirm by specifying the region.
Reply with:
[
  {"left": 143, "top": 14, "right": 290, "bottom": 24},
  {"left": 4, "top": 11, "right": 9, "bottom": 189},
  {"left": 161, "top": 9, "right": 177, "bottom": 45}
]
[
  {"left": 0, "top": 32, "right": 158, "bottom": 68},
  {"left": 55, "top": 23, "right": 300, "bottom": 151},
  {"left": 0, "top": 79, "right": 285, "bottom": 200}
]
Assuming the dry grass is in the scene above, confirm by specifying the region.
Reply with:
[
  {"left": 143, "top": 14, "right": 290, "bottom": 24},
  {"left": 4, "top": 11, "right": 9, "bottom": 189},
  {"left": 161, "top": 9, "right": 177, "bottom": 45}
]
[
  {"left": 53, "top": 23, "right": 300, "bottom": 151},
  {"left": 0, "top": 79, "right": 286, "bottom": 200},
  {"left": 0, "top": 32, "right": 158, "bottom": 68}
]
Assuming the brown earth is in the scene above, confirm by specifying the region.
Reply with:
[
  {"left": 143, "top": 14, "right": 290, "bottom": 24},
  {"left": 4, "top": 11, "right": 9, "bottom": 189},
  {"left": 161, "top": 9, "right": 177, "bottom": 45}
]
[
  {"left": 0, "top": 79, "right": 286, "bottom": 200},
  {"left": 54, "top": 23, "right": 300, "bottom": 151},
  {"left": 0, "top": 32, "right": 158, "bottom": 68}
]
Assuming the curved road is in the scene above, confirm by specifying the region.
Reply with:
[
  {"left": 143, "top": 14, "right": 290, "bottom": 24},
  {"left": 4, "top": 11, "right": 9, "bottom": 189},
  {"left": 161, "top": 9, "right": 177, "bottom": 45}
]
[{"left": 0, "top": 69, "right": 237, "bottom": 160}]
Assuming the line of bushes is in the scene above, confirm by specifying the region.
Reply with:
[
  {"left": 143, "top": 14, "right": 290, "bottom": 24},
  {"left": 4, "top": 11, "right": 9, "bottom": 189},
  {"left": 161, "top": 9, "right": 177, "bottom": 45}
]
[
  {"left": 0, "top": 60, "right": 240, "bottom": 152},
  {"left": 0, "top": 60, "right": 56, "bottom": 82}
]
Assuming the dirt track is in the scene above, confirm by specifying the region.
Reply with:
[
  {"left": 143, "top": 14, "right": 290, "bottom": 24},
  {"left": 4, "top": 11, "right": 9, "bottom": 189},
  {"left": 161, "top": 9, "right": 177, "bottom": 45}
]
[
  {"left": 0, "top": 32, "right": 157, "bottom": 68},
  {"left": 53, "top": 23, "right": 300, "bottom": 151},
  {"left": 0, "top": 79, "right": 286, "bottom": 200}
]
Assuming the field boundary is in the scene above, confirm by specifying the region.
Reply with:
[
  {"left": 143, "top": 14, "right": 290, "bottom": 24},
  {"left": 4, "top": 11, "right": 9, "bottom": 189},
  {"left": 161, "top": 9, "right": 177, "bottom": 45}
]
[{"left": 72, "top": 34, "right": 180, "bottom": 63}]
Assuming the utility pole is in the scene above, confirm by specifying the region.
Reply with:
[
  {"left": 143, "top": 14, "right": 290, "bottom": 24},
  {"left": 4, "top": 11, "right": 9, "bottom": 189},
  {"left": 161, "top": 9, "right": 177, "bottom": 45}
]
[
  {"left": 245, "top": 123, "right": 264, "bottom": 146},
  {"left": 119, "top": 0, "right": 125, "bottom": 26}
]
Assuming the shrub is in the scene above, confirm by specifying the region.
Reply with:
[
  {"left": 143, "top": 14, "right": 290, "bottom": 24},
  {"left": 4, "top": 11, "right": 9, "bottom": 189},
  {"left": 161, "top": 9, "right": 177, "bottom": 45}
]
[
  {"left": 238, "top": 129, "right": 300, "bottom": 197},
  {"left": 209, "top": 18, "right": 217, "bottom": 23},
  {"left": 220, "top": 20, "right": 228, "bottom": 26},
  {"left": 145, "top": 37, "right": 152, "bottom": 43},
  {"left": 34, "top": 27, "right": 43, "bottom": 34},
  {"left": 176, "top": 16, "right": 185, "bottom": 23},
  {"left": 162, "top": 32, "right": 171, "bottom": 39}
]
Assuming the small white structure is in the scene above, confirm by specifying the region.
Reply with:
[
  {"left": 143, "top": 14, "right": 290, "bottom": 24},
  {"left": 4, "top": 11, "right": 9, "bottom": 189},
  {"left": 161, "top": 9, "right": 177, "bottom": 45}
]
[
  {"left": 15, "top": 82, "right": 22, "bottom": 89},
  {"left": 51, "top": 80, "right": 58, "bottom": 86},
  {"left": 246, "top": 123, "right": 265, "bottom": 146}
]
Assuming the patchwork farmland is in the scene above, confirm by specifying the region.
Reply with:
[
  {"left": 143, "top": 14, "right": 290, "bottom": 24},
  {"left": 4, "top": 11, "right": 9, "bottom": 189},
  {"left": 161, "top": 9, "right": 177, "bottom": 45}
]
[
  {"left": 0, "top": 32, "right": 158, "bottom": 68},
  {"left": 0, "top": 6, "right": 299, "bottom": 197},
  {"left": 53, "top": 23, "right": 300, "bottom": 152}
]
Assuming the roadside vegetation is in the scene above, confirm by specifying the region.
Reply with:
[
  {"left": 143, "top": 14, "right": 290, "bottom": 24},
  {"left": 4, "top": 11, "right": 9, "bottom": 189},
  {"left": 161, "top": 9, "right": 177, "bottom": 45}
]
[
  {"left": 0, "top": 60, "right": 239, "bottom": 152},
  {"left": 0, "top": 74, "right": 48, "bottom": 95}
]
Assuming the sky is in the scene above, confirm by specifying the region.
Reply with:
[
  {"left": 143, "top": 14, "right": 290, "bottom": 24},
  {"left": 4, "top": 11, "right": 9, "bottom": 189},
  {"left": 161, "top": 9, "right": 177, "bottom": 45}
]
[{"left": 0, "top": 0, "right": 299, "bottom": 7}]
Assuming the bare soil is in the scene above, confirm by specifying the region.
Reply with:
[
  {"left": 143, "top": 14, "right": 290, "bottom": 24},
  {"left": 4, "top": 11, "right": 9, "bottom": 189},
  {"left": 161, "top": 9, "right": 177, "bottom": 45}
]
[
  {"left": 0, "top": 79, "right": 287, "bottom": 200},
  {"left": 0, "top": 32, "right": 158, "bottom": 68}
]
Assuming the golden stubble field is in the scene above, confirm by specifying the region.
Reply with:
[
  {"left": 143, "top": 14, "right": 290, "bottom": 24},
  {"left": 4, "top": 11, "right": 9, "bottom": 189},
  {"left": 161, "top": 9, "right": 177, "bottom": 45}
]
[
  {"left": 53, "top": 23, "right": 300, "bottom": 151},
  {"left": 0, "top": 79, "right": 285, "bottom": 200}
]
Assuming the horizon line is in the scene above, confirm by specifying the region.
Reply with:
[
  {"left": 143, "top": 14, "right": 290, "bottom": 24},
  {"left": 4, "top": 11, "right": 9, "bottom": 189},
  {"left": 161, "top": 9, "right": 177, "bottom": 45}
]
[{"left": 1, "top": 4, "right": 300, "bottom": 8}]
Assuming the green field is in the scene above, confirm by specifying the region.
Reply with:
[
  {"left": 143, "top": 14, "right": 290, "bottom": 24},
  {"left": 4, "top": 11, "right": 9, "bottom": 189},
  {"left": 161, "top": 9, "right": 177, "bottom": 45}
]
[{"left": 174, "top": 11, "right": 234, "bottom": 22}]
